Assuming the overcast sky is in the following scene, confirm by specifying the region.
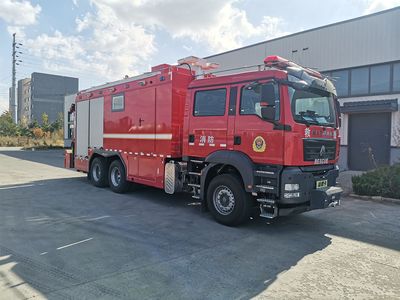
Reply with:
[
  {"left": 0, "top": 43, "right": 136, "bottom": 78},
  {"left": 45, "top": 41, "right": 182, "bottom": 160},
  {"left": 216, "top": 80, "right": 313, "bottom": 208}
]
[{"left": 0, "top": 0, "right": 399, "bottom": 114}]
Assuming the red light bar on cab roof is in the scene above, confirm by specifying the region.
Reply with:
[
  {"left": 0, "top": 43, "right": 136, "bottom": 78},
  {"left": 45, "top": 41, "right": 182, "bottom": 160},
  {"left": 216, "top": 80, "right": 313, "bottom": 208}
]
[
  {"left": 264, "top": 55, "right": 290, "bottom": 68},
  {"left": 264, "top": 55, "right": 323, "bottom": 79}
]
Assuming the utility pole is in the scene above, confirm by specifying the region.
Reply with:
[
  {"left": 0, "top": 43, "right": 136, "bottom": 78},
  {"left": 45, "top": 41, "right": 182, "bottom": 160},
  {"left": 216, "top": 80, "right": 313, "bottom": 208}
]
[
  {"left": 10, "top": 33, "right": 16, "bottom": 123},
  {"left": 10, "top": 33, "right": 23, "bottom": 123}
]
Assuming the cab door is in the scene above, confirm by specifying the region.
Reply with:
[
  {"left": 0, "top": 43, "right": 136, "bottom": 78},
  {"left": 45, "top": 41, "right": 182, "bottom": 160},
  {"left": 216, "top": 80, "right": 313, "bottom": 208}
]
[
  {"left": 186, "top": 87, "right": 228, "bottom": 157},
  {"left": 233, "top": 81, "right": 284, "bottom": 165}
]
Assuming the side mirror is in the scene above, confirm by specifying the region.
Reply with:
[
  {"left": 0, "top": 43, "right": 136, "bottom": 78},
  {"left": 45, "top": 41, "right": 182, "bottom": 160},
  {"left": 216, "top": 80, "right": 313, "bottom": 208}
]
[
  {"left": 261, "top": 106, "right": 276, "bottom": 120},
  {"left": 261, "top": 84, "right": 276, "bottom": 104},
  {"left": 335, "top": 98, "right": 342, "bottom": 127}
]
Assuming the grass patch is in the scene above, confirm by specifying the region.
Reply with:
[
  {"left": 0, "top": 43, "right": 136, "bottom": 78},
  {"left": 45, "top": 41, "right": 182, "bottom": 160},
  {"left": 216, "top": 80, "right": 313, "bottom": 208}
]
[{"left": 0, "top": 134, "right": 64, "bottom": 148}]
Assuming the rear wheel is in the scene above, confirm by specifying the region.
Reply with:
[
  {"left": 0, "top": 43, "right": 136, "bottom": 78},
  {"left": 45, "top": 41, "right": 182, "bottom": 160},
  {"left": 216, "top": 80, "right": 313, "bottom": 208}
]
[
  {"left": 109, "top": 159, "right": 130, "bottom": 193},
  {"left": 90, "top": 157, "right": 108, "bottom": 187},
  {"left": 207, "top": 174, "right": 252, "bottom": 226}
]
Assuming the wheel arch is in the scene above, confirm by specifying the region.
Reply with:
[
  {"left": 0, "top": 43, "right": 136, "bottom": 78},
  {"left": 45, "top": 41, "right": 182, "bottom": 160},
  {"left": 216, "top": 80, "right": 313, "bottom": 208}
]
[
  {"left": 200, "top": 150, "right": 254, "bottom": 210},
  {"left": 89, "top": 150, "right": 127, "bottom": 178}
]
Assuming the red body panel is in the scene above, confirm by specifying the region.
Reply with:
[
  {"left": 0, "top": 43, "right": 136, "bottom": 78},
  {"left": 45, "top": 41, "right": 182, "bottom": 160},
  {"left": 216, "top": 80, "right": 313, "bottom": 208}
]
[
  {"left": 75, "top": 158, "right": 89, "bottom": 173},
  {"left": 74, "top": 66, "right": 193, "bottom": 188},
  {"left": 64, "top": 150, "right": 73, "bottom": 168}
]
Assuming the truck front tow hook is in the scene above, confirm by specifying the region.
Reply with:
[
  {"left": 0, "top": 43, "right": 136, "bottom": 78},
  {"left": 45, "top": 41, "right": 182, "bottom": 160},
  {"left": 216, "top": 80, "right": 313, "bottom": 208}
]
[{"left": 328, "top": 199, "right": 340, "bottom": 207}]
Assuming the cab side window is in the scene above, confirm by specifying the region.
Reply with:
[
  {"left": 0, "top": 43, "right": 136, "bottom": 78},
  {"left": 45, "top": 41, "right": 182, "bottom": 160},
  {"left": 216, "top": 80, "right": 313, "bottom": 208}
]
[
  {"left": 240, "top": 83, "right": 279, "bottom": 120},
  {"left": 193, "top": 88, "right": 227, "bottom": 116}
]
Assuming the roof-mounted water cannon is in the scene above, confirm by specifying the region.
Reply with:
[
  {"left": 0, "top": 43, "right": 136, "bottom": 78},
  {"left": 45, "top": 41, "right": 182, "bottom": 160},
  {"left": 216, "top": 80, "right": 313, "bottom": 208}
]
[{"left": 178, "top": 56, "right": 220, "bottom": 78}]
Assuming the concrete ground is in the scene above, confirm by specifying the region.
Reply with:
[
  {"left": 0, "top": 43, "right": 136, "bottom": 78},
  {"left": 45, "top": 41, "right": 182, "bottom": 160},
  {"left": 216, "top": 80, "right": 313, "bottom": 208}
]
[{"left": 0, "top": 150, "right": 399, "bottom": 300}]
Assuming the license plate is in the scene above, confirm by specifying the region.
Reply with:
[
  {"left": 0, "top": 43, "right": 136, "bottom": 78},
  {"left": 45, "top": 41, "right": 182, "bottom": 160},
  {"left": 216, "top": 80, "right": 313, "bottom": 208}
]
[{"left": 316, "top": 179, "right": 328, "bottom": 189}]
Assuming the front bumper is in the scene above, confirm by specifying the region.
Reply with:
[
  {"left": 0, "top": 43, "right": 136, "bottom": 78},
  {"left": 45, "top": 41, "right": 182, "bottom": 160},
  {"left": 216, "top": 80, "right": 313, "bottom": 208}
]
[
  {"left": 254, "top": 164, "right": 342, "bottom": 219},
  {"left": 278, "top": 165, "right": 342, "bottom": 216},
  {"left": 277, "top": 186, "right": 342, "bottom": 216}
]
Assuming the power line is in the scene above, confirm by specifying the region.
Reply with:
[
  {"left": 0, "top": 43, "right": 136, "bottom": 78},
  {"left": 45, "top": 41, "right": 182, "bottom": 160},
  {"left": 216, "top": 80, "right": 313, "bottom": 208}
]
[
  {"left": 16, "top": 60, "right": 98, "bottom": 79},
  {"left": 15, "top": 52, "right": 124, "bottom": 82}
]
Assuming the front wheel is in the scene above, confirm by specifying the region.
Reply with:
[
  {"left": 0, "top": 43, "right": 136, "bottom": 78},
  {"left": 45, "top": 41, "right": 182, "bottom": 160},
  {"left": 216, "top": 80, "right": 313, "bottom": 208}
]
[
  {"left": 207, "top": 174, "right": 252, "bottom": 226},
  {"left": 108, "top": 160, "right": 130, "bottom": 193}
]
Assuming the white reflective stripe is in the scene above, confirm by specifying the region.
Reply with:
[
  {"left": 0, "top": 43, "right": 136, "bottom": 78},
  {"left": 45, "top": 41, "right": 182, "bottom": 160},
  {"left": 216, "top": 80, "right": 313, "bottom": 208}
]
[{"left": 103, "top": 133, "right": 172, "bottom": 140}]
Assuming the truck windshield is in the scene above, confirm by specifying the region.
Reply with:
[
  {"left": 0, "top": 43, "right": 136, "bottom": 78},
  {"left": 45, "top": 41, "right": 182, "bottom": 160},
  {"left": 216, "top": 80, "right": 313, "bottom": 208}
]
[{"left": 288, "top": 86, "right": 337, "bottom": 127}]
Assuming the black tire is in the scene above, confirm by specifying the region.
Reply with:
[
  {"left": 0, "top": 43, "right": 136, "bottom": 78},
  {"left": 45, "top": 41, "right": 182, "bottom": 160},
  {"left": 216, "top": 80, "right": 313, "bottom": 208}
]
[
  {"left": 108, "top": 159, "right": 130, "bottom": 193},
  {"left": 207, "top": 174, "right": 252, "bottom": 226},
  {"left": 89, "top": 157, "right": 108, "bottom": 187}
]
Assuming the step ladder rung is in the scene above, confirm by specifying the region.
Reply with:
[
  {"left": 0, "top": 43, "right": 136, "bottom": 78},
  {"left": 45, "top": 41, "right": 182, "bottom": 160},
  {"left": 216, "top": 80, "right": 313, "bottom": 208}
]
[
  {"left": 256, "top": 185, "right": 274, "bottom": 190},
  {"left": 188, "top": 172, "right": 201, "bottom": 176},
  {"left": 188, "top": 183, "right": 200, "bottom": 187},
  {"left": 190, "top": 160, "right": 204, "bottom": 164},
  {"left": 256, "top": 170, "right": 275, "bottom": 175},
  {"left": 257, "top": 198, "right": 275, "bottom": 204}
]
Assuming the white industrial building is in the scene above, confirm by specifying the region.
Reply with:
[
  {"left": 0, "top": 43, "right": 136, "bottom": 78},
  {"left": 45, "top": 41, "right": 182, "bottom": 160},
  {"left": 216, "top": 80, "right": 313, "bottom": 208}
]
[{"left": 205, "top": 7, "right": 400, "bottom": 171}]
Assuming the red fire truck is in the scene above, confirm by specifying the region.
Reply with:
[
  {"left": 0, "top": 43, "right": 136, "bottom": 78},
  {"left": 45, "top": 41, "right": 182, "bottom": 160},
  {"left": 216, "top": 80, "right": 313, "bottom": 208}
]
[{"left": 65, "top": 55, "right": 342, "bottom": 226}]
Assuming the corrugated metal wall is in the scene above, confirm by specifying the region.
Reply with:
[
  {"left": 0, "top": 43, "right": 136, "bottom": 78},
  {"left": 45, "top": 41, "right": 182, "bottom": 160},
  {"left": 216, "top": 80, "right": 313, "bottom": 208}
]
[
  {"left": 206, "top": 8, "right": 400, "bottom": 73},
  {"left": 31, "top": 73, "right": 78, "bottom": 123}
]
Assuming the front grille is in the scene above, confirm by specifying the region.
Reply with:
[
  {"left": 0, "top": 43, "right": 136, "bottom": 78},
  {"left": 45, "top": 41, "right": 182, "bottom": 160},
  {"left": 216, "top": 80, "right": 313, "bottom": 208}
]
[
  {"left": 299, "top": 164, "right": 334, "bottom": 176},
  {"left": 303, "top": 139, "right": 336, "bottom": 161}
]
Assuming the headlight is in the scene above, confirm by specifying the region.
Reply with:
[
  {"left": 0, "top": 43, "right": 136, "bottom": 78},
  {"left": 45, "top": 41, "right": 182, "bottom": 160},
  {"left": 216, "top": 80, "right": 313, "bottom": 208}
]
[
  {"left": 284, "top": 192, "right": 300, "bottom": 199},
  {"left": 285, "top": 183, "right": 299, "bottom": 191}
]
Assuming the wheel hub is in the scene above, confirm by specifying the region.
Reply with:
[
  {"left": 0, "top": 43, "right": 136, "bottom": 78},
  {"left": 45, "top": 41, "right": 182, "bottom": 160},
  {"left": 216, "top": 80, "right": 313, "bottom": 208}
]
[
  {"left": 111, "top": 167, "right": 121, "bottom": 186},
  {"left": 213, "top": 185, "right": 235, "bottom": 216},
  {"left": 92, "top": 164, "right": 100, "bottom": 181}
]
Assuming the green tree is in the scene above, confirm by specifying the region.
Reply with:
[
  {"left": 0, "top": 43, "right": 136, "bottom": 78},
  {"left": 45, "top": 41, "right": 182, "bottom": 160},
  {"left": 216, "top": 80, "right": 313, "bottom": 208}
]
[
  {"left": 0, "top": 111, "right": 17, "bottom": 136},
  {"left": 51, "top": 112, "right": 63, "bottom": 132},
  {"left": 29, "top": 119, "right": 39, "bottom": 129},
  {"left": 41, "top": 112, "right": 50, "bottom": 132},
  {"left": 17, "top": 120, "right": 32, "bottom": 137}
]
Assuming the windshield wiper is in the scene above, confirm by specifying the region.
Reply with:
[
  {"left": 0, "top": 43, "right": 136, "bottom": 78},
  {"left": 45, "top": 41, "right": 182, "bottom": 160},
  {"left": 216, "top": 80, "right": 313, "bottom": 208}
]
[
  {"left": 296, "top": 115, "right": 319, "bottom": 126},
  {"left": 298, "top": 111, "right": 320, "bottom": 126},
  {"left": 321, "top": 122, "right": 336, "bottom": 127}
]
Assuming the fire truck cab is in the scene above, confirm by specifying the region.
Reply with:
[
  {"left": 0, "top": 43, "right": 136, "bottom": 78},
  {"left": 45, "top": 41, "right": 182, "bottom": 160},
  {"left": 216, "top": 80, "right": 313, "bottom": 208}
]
[{"left": 67, "top": 56, "right": 342, "bottom": 226}]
